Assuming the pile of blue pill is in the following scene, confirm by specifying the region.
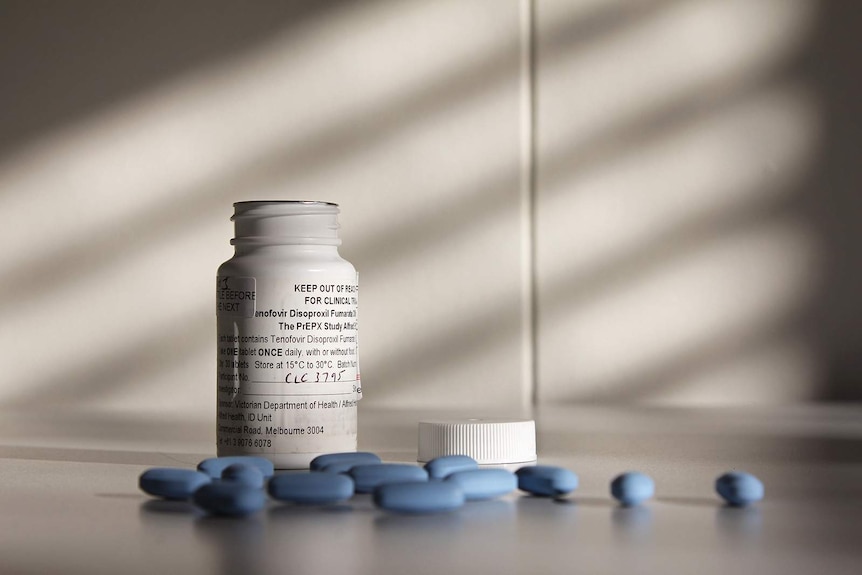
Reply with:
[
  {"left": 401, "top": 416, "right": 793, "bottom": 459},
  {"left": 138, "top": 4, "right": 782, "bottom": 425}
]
[{"left": 138, "top": 452, "right": 764, "bottom": 516}]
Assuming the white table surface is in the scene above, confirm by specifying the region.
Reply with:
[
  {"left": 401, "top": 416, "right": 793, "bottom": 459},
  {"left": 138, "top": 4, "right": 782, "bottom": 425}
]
[{"left": 1, "top": 404, "right": 860, "bottom": 575}]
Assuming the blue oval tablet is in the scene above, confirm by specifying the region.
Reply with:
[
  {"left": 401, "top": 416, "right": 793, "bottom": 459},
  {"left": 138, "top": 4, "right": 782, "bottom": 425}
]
[
  {"left": 268, "top": 472, "right": 355, "bottom": 504},
  {"left": 610, "top": 471, "right": 655, "bottom": 506},
  {"left": 222, "top": 463, "right": 265, "bottom": 489},
  {"left": 374, "top": 481, "right": 465, "bottom": 514},
  {"left": 193, "top": 482, "right": 266, "bottom": 517},
  {"left": 310, "top": 451, "right": 381, "bottom": 471},
  {"left": 516, "top": 465, "right": 579, "bottom": 497},
  {"left": 319, "top": 460, "right": 364, "bottom": 474},
  {"left": 198, "top": 456, "right": 274, "bottom": 479},
  {"left": 716, "top": 471, "right": 764, "bottom": 506},
  {"left": 139, "top": 468, "right": 211, "bottom": 500},
  {"left": 349, "top": 464, "right": 428, "bottom": 493},
  {"left": 424, "top": 455, "right": 478, "bottom": 480},
  {"left": 445, "top": 468, "right": 517, "bottom": 500}
]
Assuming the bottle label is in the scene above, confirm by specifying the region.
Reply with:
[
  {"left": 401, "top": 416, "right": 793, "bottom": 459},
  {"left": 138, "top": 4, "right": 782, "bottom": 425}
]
[{"left": 216, "top": 274, "right": 360, "bottom": 456}]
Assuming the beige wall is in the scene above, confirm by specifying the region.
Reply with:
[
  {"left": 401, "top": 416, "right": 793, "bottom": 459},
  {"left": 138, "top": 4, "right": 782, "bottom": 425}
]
[{"left": 0, "top": 0, "right": 858, "bottom": 425}]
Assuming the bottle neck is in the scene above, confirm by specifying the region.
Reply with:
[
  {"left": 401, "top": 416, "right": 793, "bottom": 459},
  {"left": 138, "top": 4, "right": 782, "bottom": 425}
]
[
  {"left": 233, "top": 243, "right": 341, "bottom": 257},
  {"left": 231, "top": 201, "right": 342, "bottom": 249}
]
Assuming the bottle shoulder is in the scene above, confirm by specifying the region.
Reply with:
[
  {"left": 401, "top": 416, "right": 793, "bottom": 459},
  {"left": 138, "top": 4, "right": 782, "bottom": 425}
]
[{"left": 218, "top": 254, "right": 356, "bottom": 277}]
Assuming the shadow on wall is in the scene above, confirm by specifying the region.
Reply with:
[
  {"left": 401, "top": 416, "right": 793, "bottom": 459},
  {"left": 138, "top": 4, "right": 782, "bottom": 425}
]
[
  {"left": 0, "top": 0, "right": 859, "bottom": 413},
  {"left": 802, "top": 1, "right": 862, "bottom": 401},
  {"left": 0, "top": 0, "right": 353, "bottom": 159},
  {"left": 536, "top": 0, "right": 861, "bottom": 403}
]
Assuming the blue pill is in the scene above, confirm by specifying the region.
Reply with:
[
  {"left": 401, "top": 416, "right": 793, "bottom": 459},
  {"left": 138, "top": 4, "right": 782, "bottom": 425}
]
[
  {"left": 310, "top": 451, "right": 381, "bottom": 471},
  {"left": 424, "top": 455, "right": 478, "bottom": 479},
  {"left": 268, "top": 472, "right": 355, "bottom": 504},
  {"left": 221, "top": 463, "right": 265, "bottom": 489},
  {"left": 516, "top": 465, "right": 579, "bottom": 497},
  {"left": 198, "top": 456, "right": 274, "bottom": 479},
  {"left": 139, "top": 468, "right": 211, "bottom": 500},
  {"left": 349, "top": 464, "right": 428, "bottom": 493},
  {"left": 610, "top": 471, "right": 655, "bottom": 506},
  {"left": 374, "top": 481, "right": 466, "bottom": 514},
  {"left": 319, "top": 460, "right": 364, "bottom": 474},
  {"left": 445, "top": 468, "right": 517, "bottom": 501},
  {"left": 716, "top": 471, "right": 764, "bottom": 506},
  {"left": 193, "top": 482, "right": 266, "bottom": 517}
]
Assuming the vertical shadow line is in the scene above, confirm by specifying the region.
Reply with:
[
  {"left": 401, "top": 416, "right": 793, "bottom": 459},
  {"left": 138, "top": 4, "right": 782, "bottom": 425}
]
[{"left": 520, "top": 0, "right": 539, "bottom": 409}]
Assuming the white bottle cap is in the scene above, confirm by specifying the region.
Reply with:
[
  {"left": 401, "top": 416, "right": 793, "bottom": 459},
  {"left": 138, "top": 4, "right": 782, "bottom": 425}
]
[{"left": 417, "top": 419, "right": 537, "bottom": 465}]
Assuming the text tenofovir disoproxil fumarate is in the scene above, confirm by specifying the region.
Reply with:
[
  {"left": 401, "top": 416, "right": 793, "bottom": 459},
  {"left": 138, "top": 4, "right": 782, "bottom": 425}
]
[{"left": 216, "top": 201, "right": 361, "bottom": 469}]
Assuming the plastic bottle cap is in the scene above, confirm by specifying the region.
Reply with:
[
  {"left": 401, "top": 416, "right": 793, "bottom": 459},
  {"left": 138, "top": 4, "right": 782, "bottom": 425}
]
[{"left": 417, "top": 419, "right": 537, "bottom": 465}]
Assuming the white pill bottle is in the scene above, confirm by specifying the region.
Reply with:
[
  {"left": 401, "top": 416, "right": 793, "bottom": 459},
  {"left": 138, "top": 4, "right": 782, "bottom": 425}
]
[{"left": 216, "top": 201, "right": 361, "bottom": 469}]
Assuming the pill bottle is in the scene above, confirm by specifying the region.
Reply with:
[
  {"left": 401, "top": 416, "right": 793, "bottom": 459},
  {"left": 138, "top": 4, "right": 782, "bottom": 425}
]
[{"left": 216, "top": 201, "right": 361, "bottom": 469}]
